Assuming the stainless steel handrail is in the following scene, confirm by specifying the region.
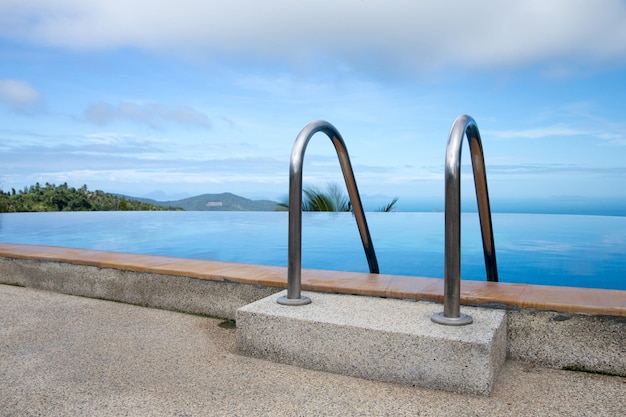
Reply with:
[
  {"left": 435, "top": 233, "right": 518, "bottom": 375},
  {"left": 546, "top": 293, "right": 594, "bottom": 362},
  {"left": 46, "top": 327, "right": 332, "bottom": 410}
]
[
  {"left": 432, "top": 115, "right": 498, "bottom": 325},
  {"left": 277, "top": 120, "right": 379, "bottom": 306}
]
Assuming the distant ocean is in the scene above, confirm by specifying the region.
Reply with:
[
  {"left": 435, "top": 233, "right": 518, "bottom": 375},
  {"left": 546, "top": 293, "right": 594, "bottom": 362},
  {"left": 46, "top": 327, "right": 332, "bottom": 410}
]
[{"left": 369, "top": 197, "right": 626, "bottom": 217}]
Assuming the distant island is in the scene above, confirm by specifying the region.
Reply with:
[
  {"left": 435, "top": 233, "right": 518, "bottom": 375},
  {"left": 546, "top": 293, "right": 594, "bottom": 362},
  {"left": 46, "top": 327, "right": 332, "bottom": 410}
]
[
  {"left": 137, "top": 192, "right": 285, "bottom": 212},
  {"left": 0, "top": 182, "right": 285, "bottom": 213}
]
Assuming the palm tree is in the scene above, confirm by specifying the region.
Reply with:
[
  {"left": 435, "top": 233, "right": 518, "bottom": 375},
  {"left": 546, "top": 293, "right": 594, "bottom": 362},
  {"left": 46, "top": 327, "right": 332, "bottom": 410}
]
[
  {"left": 280, "top": 183, "right": 398, "bottom": 212},
  {"left": 302, "top": 183, "right": 352, "bottom": 212},
  {"left": 377, "top": 197, "right": 399, "bottom": 212}
]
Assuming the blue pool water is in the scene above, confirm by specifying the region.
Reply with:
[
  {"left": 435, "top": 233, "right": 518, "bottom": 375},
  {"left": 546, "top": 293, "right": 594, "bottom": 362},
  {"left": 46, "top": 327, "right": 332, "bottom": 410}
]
[{"left": 0, "top": 211, "right": 624, "bottom": 290}]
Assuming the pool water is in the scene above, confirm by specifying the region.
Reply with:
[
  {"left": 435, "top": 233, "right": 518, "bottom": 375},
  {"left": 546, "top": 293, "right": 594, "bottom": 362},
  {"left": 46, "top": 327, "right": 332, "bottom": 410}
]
[{"left": 0, "top": 211, "right": 624, "bottom": 290}]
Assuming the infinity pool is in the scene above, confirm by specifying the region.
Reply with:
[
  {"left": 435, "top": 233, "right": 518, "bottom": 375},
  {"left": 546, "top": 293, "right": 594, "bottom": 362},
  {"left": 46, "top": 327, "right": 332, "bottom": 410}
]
[{"left": 0, "top": 211, "right": 624, "bottom": 290}]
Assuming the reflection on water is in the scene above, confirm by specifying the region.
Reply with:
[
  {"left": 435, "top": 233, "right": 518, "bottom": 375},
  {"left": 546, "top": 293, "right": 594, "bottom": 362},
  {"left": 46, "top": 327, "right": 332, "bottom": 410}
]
[{"left": 0, "top": 211, "right": 624, "bottom": 290}]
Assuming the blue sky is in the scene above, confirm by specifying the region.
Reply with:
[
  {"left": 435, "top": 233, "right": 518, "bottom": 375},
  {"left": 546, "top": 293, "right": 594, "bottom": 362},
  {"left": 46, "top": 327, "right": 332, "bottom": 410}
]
[{"left": 1, "top": 1, "right": 626, "bottom": 207}]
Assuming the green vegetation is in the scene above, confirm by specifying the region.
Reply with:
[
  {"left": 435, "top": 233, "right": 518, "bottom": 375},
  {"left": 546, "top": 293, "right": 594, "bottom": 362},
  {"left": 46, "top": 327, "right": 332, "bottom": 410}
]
[
  {"left": 377, "top": 197, "right": 399, "bottom": 213},
  {"left": 0, "top": 182, "right": 181, "bottom": 212},
  {"left": 280, "top": 183, "right": 398, "bottom": 212},
  {"left": 302, "top": 183, "right": 352, "bottom": 212}
]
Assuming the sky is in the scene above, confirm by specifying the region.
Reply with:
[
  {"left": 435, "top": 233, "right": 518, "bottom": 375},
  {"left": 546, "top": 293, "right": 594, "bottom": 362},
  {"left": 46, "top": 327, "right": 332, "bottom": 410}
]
[{"left": 1, "top": 0, "right": 626, "bottom": 208}]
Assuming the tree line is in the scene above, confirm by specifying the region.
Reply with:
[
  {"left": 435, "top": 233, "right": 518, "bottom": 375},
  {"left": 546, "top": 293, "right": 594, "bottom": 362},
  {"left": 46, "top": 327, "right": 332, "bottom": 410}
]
[{"left": 0, "top": 183, "right": 180, "bottom": 212}]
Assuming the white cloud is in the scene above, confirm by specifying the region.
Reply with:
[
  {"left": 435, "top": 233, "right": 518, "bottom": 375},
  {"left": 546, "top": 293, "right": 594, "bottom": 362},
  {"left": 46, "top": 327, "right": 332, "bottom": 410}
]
[
  {"left": 2, "top": 1, "right": 625, "bottom": 74},
  {"left": 83, "top": 132, "right": 169, "bottom": 147},
  {"left": 487, "top": 118, "right": 626, "bottom": 145},
  {"left": 488, "top": 125, "right": 588, "bottom": 140},
  {"left": 83, "top": 101, "right": 211, "bottom": 129},
  {"left": 0, "top": 79, "right": 43, "bottom": 113},
  {"left": 597, "top": 133, "right": 626, "bottom": 145},
  {"left": 487, "top": 163, "right": 626, "bottom": 176},
  {"left": 16, "top": 167, "right": 289, "bottom": 198}
]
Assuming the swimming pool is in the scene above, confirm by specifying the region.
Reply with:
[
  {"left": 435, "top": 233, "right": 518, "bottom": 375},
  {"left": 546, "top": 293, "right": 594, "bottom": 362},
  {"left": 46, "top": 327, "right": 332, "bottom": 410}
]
[{"left": 0, "top": 211, "right": 624, "bottom": 290}]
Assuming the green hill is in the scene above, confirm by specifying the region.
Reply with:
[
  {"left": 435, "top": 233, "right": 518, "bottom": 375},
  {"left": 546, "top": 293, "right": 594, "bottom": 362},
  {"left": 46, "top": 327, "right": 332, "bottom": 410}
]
[
  {"left": 1, "top": 182, "right": 284, "bottom": 212},
  {"left": 152, "top": 192, "right": 285, "bottom": 211},
  {"left": 0, "top": 183, "right": 181, "bottom": 212}
]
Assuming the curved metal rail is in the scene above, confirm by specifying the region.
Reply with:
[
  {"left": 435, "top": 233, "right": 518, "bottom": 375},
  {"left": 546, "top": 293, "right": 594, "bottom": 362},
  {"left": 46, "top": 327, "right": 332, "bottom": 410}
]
[
  {"left": 277, "top": 120, "right": 379, "bottom": 306},
  {"left": 432, "top": 115, "right": 498, "bottom": 325}
]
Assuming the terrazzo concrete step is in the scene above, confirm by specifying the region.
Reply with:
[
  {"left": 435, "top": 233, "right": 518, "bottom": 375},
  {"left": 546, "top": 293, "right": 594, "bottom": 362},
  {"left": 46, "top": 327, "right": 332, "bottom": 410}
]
[{"left": 236, "top": 290, "right": 507, "bottom": 395}]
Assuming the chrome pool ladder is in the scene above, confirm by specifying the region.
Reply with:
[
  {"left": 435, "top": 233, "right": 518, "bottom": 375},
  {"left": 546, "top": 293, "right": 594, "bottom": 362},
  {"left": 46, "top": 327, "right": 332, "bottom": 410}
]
[
  {"left": 277, "top": 120, "right": 379, "bottom": 306},
  {"left": 278, "top": 116, "right": 499, "bottom": 325},
  {"left": 432, "top": 114, "right": 499, "bottom": 325}
]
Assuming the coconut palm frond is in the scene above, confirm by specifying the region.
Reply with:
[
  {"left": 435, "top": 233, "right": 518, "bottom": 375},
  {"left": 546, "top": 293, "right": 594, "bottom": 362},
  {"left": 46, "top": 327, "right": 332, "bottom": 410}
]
[
  {"left": 326, "top": 183, "right": 351, "bottom": 212},
  {"left": 280, "top": 182, "right": 398, "bottom": 212},
  {"left": 303, "top": 186, "right": 336, "bottom": 211},
  {"left": 377, "top": 197, "right": 399, "bottom": 212}
]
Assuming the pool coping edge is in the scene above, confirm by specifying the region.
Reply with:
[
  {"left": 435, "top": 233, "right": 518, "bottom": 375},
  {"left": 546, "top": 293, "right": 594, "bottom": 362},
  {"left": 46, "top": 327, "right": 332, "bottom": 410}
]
[{"left": 0, "top": 243, "right": 623, "bottom": 317}]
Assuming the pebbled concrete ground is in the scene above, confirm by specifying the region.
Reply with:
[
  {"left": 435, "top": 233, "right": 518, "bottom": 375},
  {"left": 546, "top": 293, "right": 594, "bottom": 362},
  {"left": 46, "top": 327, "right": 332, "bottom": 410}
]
[{"left": 1, "top": 284, "right": 624, "bottom": 417}]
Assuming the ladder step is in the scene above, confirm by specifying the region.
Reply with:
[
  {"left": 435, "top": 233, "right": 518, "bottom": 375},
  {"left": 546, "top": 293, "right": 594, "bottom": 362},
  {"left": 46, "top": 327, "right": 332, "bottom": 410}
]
[{"left": 237, "top": 290, "right": 507, "bottom": 395}]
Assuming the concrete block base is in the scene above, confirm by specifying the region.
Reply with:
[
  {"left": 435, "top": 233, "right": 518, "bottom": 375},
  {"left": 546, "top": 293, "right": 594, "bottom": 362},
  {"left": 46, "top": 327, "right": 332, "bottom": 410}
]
[{"left": 236, "top": 290, "right": 507, "bottom": 395}]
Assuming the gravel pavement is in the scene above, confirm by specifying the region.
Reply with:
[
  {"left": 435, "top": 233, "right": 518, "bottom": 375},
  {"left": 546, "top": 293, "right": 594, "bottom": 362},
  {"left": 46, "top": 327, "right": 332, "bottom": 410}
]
[{"left": 1, "top": 284, "right": 624, "bottom": 416}]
